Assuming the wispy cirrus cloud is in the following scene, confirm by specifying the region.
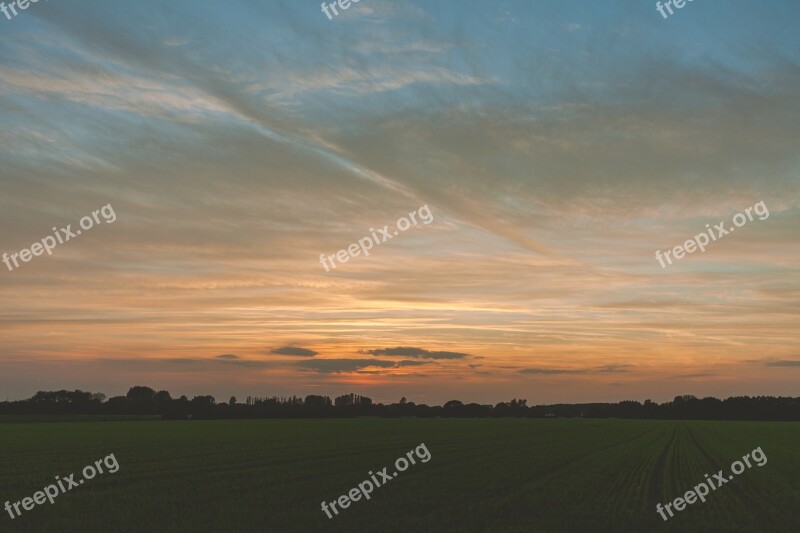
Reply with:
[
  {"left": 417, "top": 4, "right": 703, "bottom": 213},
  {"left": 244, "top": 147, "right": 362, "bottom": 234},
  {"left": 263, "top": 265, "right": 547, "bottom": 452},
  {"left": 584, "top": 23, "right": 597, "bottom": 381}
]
[
  {"left": 520, "top": 364, "right": 634, "bottom": 375},
  {"left": 0, "top": 0, "right": 798, "bottom": 405},
  {"left": 263, "top": 65, "right": 487, "bottom": 100}
]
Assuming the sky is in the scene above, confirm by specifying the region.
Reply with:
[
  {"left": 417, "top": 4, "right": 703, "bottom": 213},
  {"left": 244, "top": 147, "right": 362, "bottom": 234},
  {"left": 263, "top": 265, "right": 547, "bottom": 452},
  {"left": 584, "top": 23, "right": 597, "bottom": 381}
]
[{"left": 0, "top": 0, "right": 798, "bottom": 405}]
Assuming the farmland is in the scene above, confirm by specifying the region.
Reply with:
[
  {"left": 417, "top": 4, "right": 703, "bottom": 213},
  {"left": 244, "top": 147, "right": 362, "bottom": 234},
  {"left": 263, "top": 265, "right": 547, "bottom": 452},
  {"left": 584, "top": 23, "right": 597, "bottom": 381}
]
[{"left": 0, "top": 419, "right": 797, "bottom": 532}]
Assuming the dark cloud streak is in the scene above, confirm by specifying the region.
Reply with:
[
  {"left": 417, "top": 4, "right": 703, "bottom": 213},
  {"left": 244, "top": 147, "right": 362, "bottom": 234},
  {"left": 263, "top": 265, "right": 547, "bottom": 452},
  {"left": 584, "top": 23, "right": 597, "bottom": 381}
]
[
  {"left": 365, "top": 346, "right": 469, "bottom": 359},
  {"left": 271, "top": 346, "right": 319, "bottom": 357},
  {"left": 297, "top": 358, "right": 431, "bottom": 373}
]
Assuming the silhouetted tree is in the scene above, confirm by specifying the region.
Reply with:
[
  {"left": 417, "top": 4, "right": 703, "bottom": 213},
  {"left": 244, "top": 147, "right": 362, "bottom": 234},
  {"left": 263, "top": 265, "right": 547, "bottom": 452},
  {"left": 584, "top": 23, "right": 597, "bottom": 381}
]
[
  {"left": 127, "top": 386, "right": 156, "bottom": 401},
  {"left": 1, "top": 387, "right": 798, "bottom": 421},
  {"left": 190, "top": 395, "right": 216, "bottom": 419}
]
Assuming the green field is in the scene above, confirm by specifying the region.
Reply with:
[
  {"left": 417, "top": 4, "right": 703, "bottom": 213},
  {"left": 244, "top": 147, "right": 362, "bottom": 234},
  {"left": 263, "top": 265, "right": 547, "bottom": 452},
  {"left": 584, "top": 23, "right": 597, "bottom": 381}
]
[{"left": 0, "top": 419, "right": 797, "bottom": 532}]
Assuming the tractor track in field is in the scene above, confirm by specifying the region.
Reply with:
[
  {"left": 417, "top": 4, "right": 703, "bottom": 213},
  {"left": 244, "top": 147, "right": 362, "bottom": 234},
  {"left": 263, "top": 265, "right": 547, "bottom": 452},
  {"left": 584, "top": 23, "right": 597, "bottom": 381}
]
[
  {"left": 684, "top": 425, "right": 781, "bottom": 531},
  {"left": 647, "top": 423, "right": 677, "bottom": 510},
  {"left": 485, "top": 422, "right": 662, "bottom": 504}
]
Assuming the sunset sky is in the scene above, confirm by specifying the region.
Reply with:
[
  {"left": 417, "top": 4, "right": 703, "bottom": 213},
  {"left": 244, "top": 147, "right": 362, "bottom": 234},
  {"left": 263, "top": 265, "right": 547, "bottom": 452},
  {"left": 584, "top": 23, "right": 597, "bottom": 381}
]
[{"left": 1, "top": 0, "right": 798, "bottom": 404}]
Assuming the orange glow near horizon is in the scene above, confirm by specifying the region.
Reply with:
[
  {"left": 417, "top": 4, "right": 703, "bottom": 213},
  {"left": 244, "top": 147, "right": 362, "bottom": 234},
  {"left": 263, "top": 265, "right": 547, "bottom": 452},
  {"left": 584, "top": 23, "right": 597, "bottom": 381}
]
[{"left": 1, "top": 2, "right": 799, "bottom": 404}]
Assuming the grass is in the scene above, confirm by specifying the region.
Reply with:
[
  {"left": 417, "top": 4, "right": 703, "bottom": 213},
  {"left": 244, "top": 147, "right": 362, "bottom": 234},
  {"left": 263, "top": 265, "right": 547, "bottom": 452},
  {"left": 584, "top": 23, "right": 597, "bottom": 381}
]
[
  {"left": 0, "top": 415, "right": 161, "bottom": 423},
  {"left": 0, "top": 418, "right": 797, "bottom": 532}
]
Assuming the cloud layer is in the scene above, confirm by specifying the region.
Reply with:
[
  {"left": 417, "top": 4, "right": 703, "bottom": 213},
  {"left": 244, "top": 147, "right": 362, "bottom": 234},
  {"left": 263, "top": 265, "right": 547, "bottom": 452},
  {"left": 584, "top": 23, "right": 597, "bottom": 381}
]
[
  {"left": 365, "top": 347, "right": 470, "bottom": 359},
  {"left": 271, "top": 347, "right": 319, "bottom": 357},
  {"left": 0, "top": 0, "right": 798, "bottom": 403}
]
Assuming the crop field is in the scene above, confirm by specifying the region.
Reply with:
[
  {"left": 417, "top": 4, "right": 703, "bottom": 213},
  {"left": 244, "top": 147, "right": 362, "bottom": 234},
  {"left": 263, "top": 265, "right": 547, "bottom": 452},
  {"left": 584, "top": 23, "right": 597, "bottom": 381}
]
[{"left": 0, "top": 418, "right": 797, "bottom": 532}]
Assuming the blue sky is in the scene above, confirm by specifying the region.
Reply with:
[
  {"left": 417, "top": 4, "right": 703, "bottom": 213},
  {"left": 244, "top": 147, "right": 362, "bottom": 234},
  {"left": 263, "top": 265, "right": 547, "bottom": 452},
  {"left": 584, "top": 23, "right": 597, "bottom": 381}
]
[{"left": 1, "top": 1, "right": 798, "bottom": 403}]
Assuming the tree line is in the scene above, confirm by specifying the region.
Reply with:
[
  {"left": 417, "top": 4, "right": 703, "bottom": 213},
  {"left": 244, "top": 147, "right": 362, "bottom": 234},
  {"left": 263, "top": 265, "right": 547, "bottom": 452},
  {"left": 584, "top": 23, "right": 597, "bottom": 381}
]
[{"left": 1, "top": 388, "right": 798, "bottom": 420}]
